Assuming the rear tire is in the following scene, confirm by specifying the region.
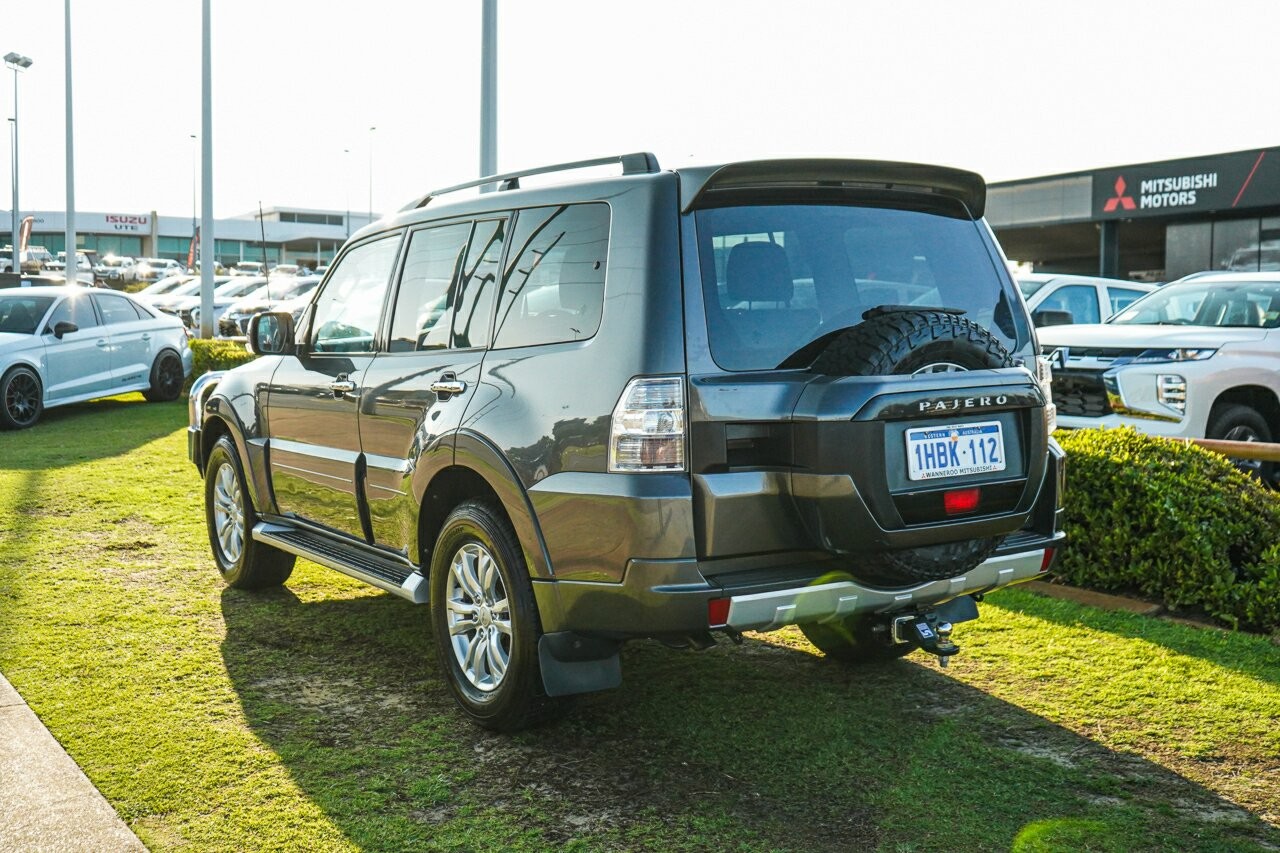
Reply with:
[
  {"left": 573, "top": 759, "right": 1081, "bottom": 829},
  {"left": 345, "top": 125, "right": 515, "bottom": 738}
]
[
  {"left": 811, "top": 310, "right": 1014, "bottom": 585},
  {"left": 143, "top": 350, "right": 184, "bottom": 402},
  {"left": 429, "top": 501, "right": 552, "bottom": 732},
  {"left": 0, "top": 366, "right": 43, "bottom": 430},
  {"left": 204, "top": 436, "right": 295, "bottom": 589},
  {"left": 1207, "top": 404, "right": 1275, "bottom": 484},
  {"left": 801, "top": 615, "right": 913, "bottom": 663}
]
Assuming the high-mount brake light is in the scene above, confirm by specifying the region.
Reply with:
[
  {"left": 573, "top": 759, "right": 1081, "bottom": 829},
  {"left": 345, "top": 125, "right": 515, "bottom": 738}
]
[{"left": 608, "top": 377, "right": 686, "bottom": 473}]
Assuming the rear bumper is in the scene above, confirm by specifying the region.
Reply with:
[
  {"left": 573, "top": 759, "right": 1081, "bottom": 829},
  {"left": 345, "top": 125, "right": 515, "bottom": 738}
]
[{"left": 532, "top": 528, "right": 1063, "bottom": 639}]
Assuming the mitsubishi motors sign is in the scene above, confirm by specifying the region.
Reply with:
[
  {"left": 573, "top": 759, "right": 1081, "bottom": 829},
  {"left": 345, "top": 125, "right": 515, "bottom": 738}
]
[{"left": 1093, "top": 148, "right": 1280, "bottom": 219}]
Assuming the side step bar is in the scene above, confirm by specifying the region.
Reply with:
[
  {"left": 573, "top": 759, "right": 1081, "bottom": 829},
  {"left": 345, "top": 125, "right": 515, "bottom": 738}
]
[{"left": 252, "top": 522, "right": 428, "bottom": 604}]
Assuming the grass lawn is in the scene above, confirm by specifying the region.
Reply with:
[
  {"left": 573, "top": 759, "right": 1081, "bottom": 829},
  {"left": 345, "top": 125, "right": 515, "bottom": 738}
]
[{"left": 0, "top": 395, "right": 1277, "bottom": 852}]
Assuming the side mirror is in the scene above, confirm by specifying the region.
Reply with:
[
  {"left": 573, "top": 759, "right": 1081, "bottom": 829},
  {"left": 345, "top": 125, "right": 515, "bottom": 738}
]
[
  {"left": 248, "top": 311, "right": 297, "bottom": 356},
  {"left": 1032, "top": 309, "right": 1075, "bottom": 327},
  {"left": 53, "top": 321, "right": 78, "bottom": 339}
]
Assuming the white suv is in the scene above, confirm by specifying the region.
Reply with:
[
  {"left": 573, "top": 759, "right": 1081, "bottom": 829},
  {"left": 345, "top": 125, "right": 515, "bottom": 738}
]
[{"left": 1039, "top": 272, "right": 1279, "bottom": 481}]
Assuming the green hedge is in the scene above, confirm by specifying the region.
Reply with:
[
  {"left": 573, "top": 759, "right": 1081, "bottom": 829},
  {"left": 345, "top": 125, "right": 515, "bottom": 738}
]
[
  {"left": 185, "top": 338, "right": 257, "bottom": 392},
  {"left": 1054, "top": 427, "right": 1280, "bottom": 632}
]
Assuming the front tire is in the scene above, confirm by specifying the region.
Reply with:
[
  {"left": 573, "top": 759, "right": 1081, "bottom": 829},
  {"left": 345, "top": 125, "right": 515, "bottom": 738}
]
[
  {"left": 429, "top": 501, "right": 551, "bottom": 731},
  {"left": 1208, "top": 403, "right": 1275, "bottom": 484},
  {"left": 0, "top": 366, "right": 43, "bottom": 430},
  {"left": 143, "top": 350, "right": 184, "bottom": 402},
  {"left": 204, "top": 436, "right": 295, "bottom": 589}
]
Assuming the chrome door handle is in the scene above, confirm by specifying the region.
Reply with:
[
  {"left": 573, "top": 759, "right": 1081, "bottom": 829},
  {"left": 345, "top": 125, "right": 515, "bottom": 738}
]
[
  {"left": 430, "top": 379, "right": 467, "bottom": 396},
  {"left": 329, "top": 379, "right": 356, "bottom": 395},
  {"left": 141, "top": 333, "right": 151, "bottom": 341},
  {"left": 95, "top": 339, "right": 109, "bottom": 348}
]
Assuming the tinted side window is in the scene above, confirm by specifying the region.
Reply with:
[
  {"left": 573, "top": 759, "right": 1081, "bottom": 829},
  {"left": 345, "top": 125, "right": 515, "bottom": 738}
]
[
  {"left": 47, "top": 292, "right": 99, "bottom": 331},
  {"left": 310, "top": 236, "right": 401, "bottom": 353},
  {"left": 388, "top": 223, "right": 470, "bottom": 352},
  {"left": 95, "top": 293, "right": 143, "bottom": 326},
  {"left": 1040, "top": 284, "right": 1101, "bottom": 324},
  {"left": 494, "top": 204, "right": 610, "bottom": 349},
  {"left": 451, "top": 219, "right": 505, "bottom": 349}
]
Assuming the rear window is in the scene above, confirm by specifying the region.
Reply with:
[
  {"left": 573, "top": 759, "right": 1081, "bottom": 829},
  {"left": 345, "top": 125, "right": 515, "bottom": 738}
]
[{"left": 695, "top": 203, "right": 1024, "bottom": 371}]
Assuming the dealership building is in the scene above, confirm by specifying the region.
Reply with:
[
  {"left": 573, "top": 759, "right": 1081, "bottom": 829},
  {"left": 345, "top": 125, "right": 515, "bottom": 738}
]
[
  {"left": 1, "top": 206, "right": 377, "bottom": 269},
  {"left": 987, "top": 145, "right": 1280, "bottom": 282}
]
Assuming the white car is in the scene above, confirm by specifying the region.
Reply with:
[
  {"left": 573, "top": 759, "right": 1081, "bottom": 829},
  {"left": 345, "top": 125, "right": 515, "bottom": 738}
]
[
  {"left": 0, "top": 286, "right": 194, "bottom": 429},
  {"left": 1038, "top": 272, "right": 1279, "bottom": 481},
  {"left": 1018, "top": 273, "right": 1156, "bottom": 327},
  {"left": 94, "top": 255, "right": 137, "bottom": 284},
  {"left": 166, "top": 276, "right": 264, "bottom": 328},
  {"left": 135, "top": 258, "right": 186, "bottom": 283}
]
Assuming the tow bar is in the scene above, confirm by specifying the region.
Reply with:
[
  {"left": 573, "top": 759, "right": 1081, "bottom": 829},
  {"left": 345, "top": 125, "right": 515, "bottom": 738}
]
[{"left": 892, "top": 612, "right": 962, "bottom": 667}]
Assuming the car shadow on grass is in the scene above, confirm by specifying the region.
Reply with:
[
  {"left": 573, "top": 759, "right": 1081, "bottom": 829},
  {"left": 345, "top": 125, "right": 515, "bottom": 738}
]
[
  {"left": 219, "top": 586, "right": 1279, "bottom": 853},
  {"left": 0, "top": 395, "right": 186, "bottom": 470}
]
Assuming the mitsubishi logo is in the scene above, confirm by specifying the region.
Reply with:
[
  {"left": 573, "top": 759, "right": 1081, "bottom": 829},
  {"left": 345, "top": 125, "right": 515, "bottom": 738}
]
[{"left": 1103, "top": 176, "right": 1137, "bottom": 212}]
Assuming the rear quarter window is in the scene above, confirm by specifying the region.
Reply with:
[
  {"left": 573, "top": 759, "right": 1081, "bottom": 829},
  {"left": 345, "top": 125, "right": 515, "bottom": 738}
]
[{"left": 493, "top": 203, "right": 610, "bottom": 349}]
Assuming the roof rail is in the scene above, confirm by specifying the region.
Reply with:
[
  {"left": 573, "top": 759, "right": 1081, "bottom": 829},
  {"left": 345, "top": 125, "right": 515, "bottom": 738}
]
[{"left": 400, "top": 152, "right": 660, "bottom": 212}]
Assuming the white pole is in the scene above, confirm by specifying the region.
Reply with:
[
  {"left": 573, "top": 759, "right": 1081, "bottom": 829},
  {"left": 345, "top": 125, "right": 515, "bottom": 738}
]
[
  {"left": 10, "top": 68, "right": 18, "bottom": 259},
  {"left": 367, "top": 126, "right": 375, "bottom": 224},
  {"left": 64, "top": 0, "right": 76, "bottom": 267},
  {"left": 479, "top": 0, "right": 497, "bottom": 188},
  {"left": 199, "top": 0, "right": 214, "bottom": 338}
]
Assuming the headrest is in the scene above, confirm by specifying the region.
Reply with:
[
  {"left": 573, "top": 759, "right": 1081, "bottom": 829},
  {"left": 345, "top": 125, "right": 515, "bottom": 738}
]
[
  {"left": 726, "top": 241, "right": 792, "bottom": 304},
  {"left": 558, "top": 240, "right": 606, "bottom": 312}
]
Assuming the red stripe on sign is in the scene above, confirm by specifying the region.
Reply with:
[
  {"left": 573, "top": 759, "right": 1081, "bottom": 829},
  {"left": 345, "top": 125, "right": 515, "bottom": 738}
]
[{"left": 1232, "top": 151, "right": 1266, "bottom": 207}]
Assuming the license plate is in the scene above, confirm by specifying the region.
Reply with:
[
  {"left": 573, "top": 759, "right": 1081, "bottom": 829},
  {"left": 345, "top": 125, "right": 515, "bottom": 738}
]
[{"left": 905, "top": 421, "right": 1006, "bottom": 481}]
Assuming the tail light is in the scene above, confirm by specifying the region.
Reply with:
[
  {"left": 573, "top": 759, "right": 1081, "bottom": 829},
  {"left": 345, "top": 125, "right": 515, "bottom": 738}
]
[
  {"left": 608, "top": 377, "right": 686, "bottom": 472},
  {"left": 1035, "top": 356, "right": 1057, "bottom": 434}
]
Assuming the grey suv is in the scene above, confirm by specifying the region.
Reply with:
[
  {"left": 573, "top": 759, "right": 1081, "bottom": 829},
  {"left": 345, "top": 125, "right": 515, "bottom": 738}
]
[{"left": 188, "top": 154, "right": 1065, "bottom": 730}]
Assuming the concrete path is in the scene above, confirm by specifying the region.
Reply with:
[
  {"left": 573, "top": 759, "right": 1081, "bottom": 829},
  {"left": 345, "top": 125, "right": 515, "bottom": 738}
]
[{"left": 0, "top": 673, "right": 145, "bottom": 852}]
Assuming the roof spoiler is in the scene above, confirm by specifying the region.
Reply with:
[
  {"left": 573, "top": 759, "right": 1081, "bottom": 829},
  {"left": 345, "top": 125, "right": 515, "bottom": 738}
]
[{"left": 679, "top": 159, "right": 987, "bottom": 218}]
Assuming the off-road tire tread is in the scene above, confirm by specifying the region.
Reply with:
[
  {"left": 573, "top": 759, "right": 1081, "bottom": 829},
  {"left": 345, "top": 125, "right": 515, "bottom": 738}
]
[{"left": 811, "top": 310, "right": 1013, "bottom": 377}]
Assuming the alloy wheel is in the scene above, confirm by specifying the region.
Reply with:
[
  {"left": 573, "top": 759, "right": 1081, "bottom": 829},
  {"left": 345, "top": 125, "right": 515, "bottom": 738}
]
[
  {"left": 445, "top": 542, "right": 512, "bottom": 692},
  {"left": 212, "top": 462, "right": 245, "bottom": 564},
  {"left": 4, "top": 372, "right": 40, "bottom": 426}
]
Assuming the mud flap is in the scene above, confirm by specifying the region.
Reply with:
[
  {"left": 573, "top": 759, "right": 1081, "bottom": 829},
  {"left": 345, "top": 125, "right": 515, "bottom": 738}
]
[{"left": 538, "top": 632, "right": 623, "bottom": 697}]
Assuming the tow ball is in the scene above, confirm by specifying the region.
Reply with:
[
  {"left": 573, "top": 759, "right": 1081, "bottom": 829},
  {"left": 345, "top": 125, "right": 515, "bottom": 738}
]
[{"left": 892, "top": 613, "right": 961, "bottom": 667}]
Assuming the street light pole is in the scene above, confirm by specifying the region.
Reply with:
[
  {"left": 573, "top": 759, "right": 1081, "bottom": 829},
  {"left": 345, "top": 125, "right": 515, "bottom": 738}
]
[
  {"left": 4, "top": 52, "right": 32, "bottom": 261},
  {"left": 343, "top": 147, "right": 350, "bottom": 238},
  {"left": 367, "top": 126, "right": 375, "bottom": 225},
  {"left": 190, "top": 133, "right": 197, "bottom": 238},
  {"left": 64, "top": 0, "right": 76, "bottom": 266},
  {"left": 480, "top": 0, "right": 497, "bottom": 187}
]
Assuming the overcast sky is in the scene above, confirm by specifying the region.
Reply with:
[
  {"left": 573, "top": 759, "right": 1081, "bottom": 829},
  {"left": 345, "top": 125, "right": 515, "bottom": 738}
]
[{"left": 6, "top": 0, "right": 1278, "bottom": 219}]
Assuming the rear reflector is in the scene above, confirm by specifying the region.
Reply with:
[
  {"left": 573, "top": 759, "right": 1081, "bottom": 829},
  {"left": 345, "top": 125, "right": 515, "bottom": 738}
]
[
  {"left": 943, "top": 488, "right": 981, "bottom": 515},
  {"left": 707, "top": 598, "right": 730, "bottom": 628},
  {"left": 1040, "top": 548, "right": 1056, "bottom": 572}
]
